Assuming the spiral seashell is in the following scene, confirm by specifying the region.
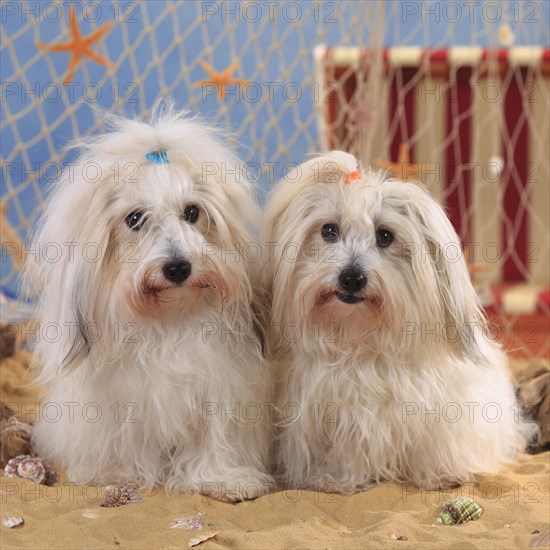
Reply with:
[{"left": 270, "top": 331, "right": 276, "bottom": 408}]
[
  {"left": 435, "top": 496, "right": 483, "bottom": 525},
  {"left": 3, "top": 454, "right": 24, "bottom": 478},
  {"left": 101, "top": 482, "right": 142, "bottom": 507},
  {"left": 3, "top": 454, "right": 59, "bottom": 485},
  {"left": 17, "top": 456, "right": 46, "bottom": 484}
]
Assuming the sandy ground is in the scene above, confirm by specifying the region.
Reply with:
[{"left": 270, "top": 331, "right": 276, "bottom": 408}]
[{"left": 1, "top": 351, "right": 549, "bottom": 550}]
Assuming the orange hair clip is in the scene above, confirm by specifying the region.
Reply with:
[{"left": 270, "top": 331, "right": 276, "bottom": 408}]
[{"left": 344, "top": 171, "right": 362, "bottom": 184}]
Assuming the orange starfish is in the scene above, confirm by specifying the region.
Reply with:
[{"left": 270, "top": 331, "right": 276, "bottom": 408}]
[
  {"left": 376, "top": 144, "right": 435, "bottom": 182},
  {"left": 193, "top": 60, "right": 251, "bottom": 102},
  {"left": 36, "top": 5, "right": 114, "bottom": 85},
  {"left": 463, "top": 246, "right": 489, "bottom": 276}
]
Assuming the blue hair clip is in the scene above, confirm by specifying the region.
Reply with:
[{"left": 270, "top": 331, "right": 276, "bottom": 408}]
[{"left": 145, "top": 149, "right": 169, "bottom": 164}]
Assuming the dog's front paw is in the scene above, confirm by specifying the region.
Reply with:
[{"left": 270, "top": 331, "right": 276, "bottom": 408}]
[{"left": 200, "top": 473, "right": 275, "bottom": 503}]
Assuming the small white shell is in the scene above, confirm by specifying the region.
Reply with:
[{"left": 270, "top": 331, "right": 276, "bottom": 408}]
[
  {"left": 188, "top": 533, "right": 219, "bottom": 548},
  {"left": 82, "top": 509, "right": 101, "bottom": 519},
  {"left": 2, "top": 515, "right": 24, "bottom": 528},
  {"left": 170, "top": 517, "right": 203, "bottom": 530}
]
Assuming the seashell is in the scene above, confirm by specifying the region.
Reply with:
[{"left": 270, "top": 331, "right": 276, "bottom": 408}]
[
  {"left": 188, "top": 533, "right": 219, "bottom": 548},
  {"left": 101, "top": 482, "right": 142, "bottom": 508},
  {"left": 3, "top": 455, "right": 22, "bottom": 478},
  {"left": 435, "top": 496, "right": 483, "bottom": 525},
  {"left": 530, "top": 530, "right": 550, "bottom": 548},
  {"left": 43, "top": 468, "right": 60, "bottom": 486},
  {"left": 2, "top": 515, "right": 24, "bottom": 528},
  {"left": 3, "top": 455, "right": 59, "bottom": 486},
  {"left": 17, "top": 456, "right": 45, "bottom": 483},
  {"left": 82, "top": 509, "right": 101, "bottom": 519},
  {"left": 170, "top": 516, "right": 203, "bottom": 530}
]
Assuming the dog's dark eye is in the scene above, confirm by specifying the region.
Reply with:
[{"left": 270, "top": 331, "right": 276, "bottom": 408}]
[
  {"left": 183, "top": 204, "right": 200, "bottom": 224},
  {"left": 321, "top": 223, "right": 340, "bottom": 242},
  {"left": 125, "top": 211, "right": 147, "bottom": 231},
  {"left": 376, "top": 228, "right": 394, "bottom": 248}
]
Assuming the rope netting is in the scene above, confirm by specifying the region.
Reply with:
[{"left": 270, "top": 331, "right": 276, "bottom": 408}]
[{"left": 1, "top": 1, "right": 548, "bottom": 355}]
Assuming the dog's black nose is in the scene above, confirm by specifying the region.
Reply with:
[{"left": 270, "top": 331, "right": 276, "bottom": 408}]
[
  {"left": 162, "top": 260, "right": 192, "bottom": 284},
  {"left": 338, "top": 267, "right": 367, "bottom": 292}
]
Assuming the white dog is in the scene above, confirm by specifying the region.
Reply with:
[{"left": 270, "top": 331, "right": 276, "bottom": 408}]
[
  {"left": 262, "top": 150, "right": 536, "bottom": 494},
  {"left": 25, "top": 102, "right": 274, "bottom": 502}
]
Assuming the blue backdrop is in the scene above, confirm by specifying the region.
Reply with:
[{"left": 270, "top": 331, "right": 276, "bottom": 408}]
[{"left": 1, "top": 0, "right": 549, "bottom": 298}]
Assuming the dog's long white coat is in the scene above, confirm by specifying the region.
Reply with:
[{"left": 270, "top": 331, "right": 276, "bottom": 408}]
[
  {"left": 25, "top": 103, "right": 273, "bottom": 501},
  {"left": 262, "top": 150, "right": 537, "bottom": 493}
]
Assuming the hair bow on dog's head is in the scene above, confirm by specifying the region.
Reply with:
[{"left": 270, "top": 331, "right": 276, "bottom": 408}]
[
  {"left": 344, "top": 171, "right": 362, "bottom": 184},
  {"left": 145, "top": 149, "right": 169, "bottom": 164}
]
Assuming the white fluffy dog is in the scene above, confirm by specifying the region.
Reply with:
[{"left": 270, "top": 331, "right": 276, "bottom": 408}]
[
  {"left": 262, "top": 150, "right": 536, "bottom": 494},
  {"left": 25, "top": 103, "right": 274, "bottom": 502}
]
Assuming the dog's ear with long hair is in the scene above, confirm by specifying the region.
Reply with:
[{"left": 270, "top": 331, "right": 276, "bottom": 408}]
[
  {"left": 395, "top": 183, "right": 485, "bottom": 361},
  {"left": 260, "top": 151, "right": 360, "bottom": 356},
  {"left": 262, "top": 152, "right": 358, "bottom": 274},
  {"left": 24, "top": 160, "right": 115, "bottom": 378}
]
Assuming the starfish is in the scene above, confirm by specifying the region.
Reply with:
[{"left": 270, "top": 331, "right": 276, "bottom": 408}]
[
  {"left": 463, "top": 246, "right": 489, "bottom": 276},
  {"left": 36, "top": 5, "right": 114, "bottom": 85},
  {"left": 376, "top": 144, "right": 435, "bottom": 182},
  {"left": 467, "top": 262, "right": 490, "bottom": 274},
  {"left": 193, "top": 60, "right": 251, "bottom": 102}
]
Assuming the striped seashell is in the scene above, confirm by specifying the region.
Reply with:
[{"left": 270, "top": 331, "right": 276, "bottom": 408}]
[
  {"left": 3, "top": 455, "right": 24, "bottom": 478},
  {"left": 16, "top": 456, "right": 45, "bottom": 483},
  {"left": 101, "top": 482, "right": 142, "bottom": 508},
  {"left": 435, "top": 496, "right": 483, "bottom": 525},
  {"left": 4, "top": 455, "right": 59, "bottom": 486},
  {"left": 530, "top": 531, "right": 550, "bottom": 548}
]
